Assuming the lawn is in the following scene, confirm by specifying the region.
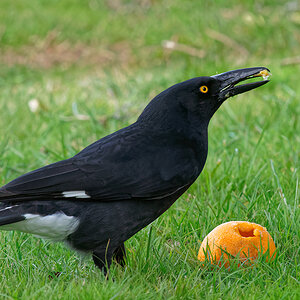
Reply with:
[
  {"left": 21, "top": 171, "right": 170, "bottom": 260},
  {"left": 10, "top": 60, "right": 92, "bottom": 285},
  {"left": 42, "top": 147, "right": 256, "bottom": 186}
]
[{"left": 0, "top": 0, "right": 299, "bottom": 299}]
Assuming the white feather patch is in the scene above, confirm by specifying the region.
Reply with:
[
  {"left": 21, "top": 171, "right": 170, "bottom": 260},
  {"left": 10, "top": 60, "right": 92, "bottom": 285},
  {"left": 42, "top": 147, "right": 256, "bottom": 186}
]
[
  {"left": 1, "top": 212, "right": 80, "bottom": 241},
  {"left": 62, "top": 191, "right": 90, "bottom": 199},
  {"left": 0, "top": 205, "right": 18, "bottom": 212}
]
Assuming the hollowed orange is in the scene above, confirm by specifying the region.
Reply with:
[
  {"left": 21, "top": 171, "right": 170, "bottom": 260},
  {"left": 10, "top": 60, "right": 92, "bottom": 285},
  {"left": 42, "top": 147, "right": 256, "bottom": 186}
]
[{"left": 198, "top": 221, "right": 276, "bottom": 266}]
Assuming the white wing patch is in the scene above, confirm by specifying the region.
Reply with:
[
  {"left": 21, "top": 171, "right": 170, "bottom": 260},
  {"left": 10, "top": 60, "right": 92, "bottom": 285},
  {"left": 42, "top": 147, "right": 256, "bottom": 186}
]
[
  {"left": 63, "top": 191, "right": 90, "bottom": 199},
  {"left": 1, "top": 212, "right": 80, "bottom": 241},
  {"left": 0, "top": 205, "right": 18, "bottom": 212}
]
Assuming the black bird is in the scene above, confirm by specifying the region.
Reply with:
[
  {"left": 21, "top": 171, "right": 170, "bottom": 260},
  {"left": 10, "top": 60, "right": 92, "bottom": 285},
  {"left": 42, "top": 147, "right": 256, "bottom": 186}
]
[{"left": 0, "top": 67, "right": 270, "bottom": 274}]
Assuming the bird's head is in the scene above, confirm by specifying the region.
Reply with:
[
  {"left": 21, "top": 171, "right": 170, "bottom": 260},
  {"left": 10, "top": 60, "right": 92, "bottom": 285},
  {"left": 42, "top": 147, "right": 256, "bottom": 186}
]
[{"left": 138, "top": 67, "right": 271, "bottom": 131}]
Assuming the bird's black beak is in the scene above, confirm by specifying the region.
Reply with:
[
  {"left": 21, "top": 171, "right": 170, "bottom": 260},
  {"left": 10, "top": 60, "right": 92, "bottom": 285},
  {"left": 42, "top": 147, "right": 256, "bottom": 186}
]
[{"left": 212, "top": 67, "right": 271, "bottom": 102}]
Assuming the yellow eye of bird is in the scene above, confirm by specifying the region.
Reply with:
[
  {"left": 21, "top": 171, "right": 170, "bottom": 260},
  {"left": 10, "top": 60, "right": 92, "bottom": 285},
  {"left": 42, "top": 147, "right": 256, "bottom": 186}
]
[{"left": 200, "top": 86, "right": 208, "bottom": 93}]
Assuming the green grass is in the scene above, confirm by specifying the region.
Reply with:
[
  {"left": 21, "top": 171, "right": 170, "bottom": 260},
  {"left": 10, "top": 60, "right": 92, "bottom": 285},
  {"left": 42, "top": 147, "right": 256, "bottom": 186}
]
[{"left": 0, "top": 0, "right": 299, "bottom": 299}]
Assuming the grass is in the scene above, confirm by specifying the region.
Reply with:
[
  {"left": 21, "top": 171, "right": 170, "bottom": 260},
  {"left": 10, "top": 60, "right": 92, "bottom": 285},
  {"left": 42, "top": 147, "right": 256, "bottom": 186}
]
[{"left": 0, "top": 0, "right": 299, "bottom": 299}]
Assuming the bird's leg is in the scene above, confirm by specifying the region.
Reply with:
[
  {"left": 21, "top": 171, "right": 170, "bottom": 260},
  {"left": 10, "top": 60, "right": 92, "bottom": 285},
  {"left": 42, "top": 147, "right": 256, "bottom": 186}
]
[
  {"left": 112, "top": 243, "right": 126, "bottom": 267},
  {"left": 92, "top": 247, "right": 113, "bottom": 277}
]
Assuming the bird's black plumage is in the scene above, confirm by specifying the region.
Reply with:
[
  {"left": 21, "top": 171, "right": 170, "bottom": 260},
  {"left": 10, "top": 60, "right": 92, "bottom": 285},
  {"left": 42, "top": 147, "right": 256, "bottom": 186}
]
[{"left": 0, "top": 67, "right": 270, "bottom": 274}]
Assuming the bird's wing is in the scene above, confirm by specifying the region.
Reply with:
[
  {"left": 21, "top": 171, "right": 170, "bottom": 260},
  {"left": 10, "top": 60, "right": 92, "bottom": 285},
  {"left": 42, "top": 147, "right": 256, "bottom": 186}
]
[
  {"left": 0, "top": 159, "right": 86, "bottom": 201},
  {"left": 0, "top": 129, "right": 200, "bottom": 203}
]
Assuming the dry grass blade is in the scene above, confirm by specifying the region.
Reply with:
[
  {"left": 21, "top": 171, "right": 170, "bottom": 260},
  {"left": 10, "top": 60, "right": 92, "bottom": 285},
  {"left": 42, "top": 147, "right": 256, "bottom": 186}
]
[
  {"left": 281, "top": 56, "right": 300, "bottom": 66},
  {"left": 162, "top": 40, "right": 206, "bottom": 59},
  {"left": 206, "top": 28, "right": 249, "bottom": 63},
  {"left": 0, "top": 31, "right": 133, "bottom": 69}
]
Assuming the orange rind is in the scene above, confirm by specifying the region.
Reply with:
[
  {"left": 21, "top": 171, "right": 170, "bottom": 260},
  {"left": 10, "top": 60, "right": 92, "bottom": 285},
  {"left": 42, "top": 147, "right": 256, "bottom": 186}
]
[{"left": 198, "top": 221, "right": 276, "bottom": 267}]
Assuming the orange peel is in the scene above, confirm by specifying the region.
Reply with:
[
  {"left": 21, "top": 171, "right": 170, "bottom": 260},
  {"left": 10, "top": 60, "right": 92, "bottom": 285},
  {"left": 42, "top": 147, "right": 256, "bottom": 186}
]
[{"left": 198, "top": 221, "right": 276, "bottom": 267}]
